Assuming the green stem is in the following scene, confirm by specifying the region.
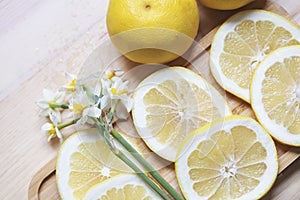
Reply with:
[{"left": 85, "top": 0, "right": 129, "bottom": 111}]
[
  {"left": 115, "top": 151, "right": 170, "bottom": 200},
  {"left": 95, "top": 121, "right": 113, "bottom": 151},
  {"left": 49, "top": 102, "right": 69, "bottom": 109},
  {"left": 111, "top": 129, "right": 184, "bottom": 200},
  {"left": 82, "top": 85, "right": 99, "bottom": 102},
  {"left": 104, "top": 125, "right": 114, "bottom": 150},
  {"left": 107, "top": 99, "right": 118, "bottom": 124},
  {"left": 57, "top": 118, "right": 80, "bottom": 129},
  {"left": 95, "top": 123, "right": 170, "bottom": 200}
]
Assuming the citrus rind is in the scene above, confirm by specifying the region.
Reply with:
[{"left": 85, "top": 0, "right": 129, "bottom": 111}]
[
  {"left": 175, "top": 115, "right": 278, "bottom": 200},
  {"left": 56, "top": 129, "right": 142, "bottom": 199},
  {"left": 210, "top": 10, "right": 300, "bottom": 102},
  {"left": 83, "top": 174, "right": 162, "bottom": 200},
  {"left": 251, "top": 45, "right": 300, "bottom": 146},
  {"left": 132, "top": 66, "right": 231, "bottom": 161}
]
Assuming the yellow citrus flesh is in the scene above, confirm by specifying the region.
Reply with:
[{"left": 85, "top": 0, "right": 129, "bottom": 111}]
[
  {"left": 176, "top": 116, "right": 278, "bottom": 200},
  {"left": 132, "top": 67, "right": 231, "bottom": 161},
  {"left": 56, "top": 129, "right": 136, "bottom": 200},
  {"left": 251, "top": 45, "right": 300, "bottom": 146},
  {"left": 210, "top": 10, "right": 300, "bottom": 102},
  {"left": 98, "top": 185, "right": 151, "bottom": 200},
  {"left": 199, "top": 0, "right": 254, "bottom": 10},
  {"left": 83, "top": 174, "right": 161, "bottom": 200},
  {"left": 106, "top": 0, "right": 199, "bottom": 64}
]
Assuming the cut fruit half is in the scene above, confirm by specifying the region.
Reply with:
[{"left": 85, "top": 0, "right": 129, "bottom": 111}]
[
  {"left": 210, "top": 10, "right": 300, "bottom": 102},
  {"left": 175, "top": 115, "right": 278, "bottom": 200},
  {"left": 251, "top": 45, "right": 300, "bottom": 146},
  {"left": 83, "top": 174, "right": 162, "bottom": 200},
  {"left": 56, "top": 129, "right": 139, "bottom": 200},
  {"left": 132, "top": 67, "right": 231, "bottom": 161}
]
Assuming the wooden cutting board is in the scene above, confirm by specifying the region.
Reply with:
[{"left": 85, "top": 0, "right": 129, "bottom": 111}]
[{"left": 28, "top": 1, "right": 300, "bottom": 199}]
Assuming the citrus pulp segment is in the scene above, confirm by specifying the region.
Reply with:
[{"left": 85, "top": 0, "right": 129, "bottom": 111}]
[
  {"left": 210, "top": 10, "right": 300, "bottom": 102},
  {"left": 175, "top": 115, "right": 278, "bottom": 200},
  {"left": 132, "top": 67, "right": 231, "bottom": 161},
  {"left": 83, "top": 174, "right": 162, "bottom": 200},
  {"left": 251, "top": 45, "right": 300, "bottom": 146},
  {"left": 56, "top": 129, "right": 137, "bottom": 200}
]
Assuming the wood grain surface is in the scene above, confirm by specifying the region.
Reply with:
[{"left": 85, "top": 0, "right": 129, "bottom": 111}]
[{"left": 0, "top": 0, "right": 299, "bottom": 200}]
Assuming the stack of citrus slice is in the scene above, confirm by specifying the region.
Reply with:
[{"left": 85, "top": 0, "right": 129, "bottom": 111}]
[
  {"left": 176, "top": 116, "right": 278, "bottom": 199},
  {"left": 83, "top": 174, "right": 161, "bottom": 199},
  {"left": 132, "top": 67, "right": 231, "bottom": 161},
  {"left": 251, "top": 45, "right": 300, "bottom": 146},
  {"left": 210, "top": 10, "right": 300, "bottom": 102}
]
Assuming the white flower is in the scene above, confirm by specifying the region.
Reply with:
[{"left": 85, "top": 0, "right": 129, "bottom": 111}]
[
  {"left": 104, "top": 69, "right": 124, "bottom": 81},
  {"left": 69, "top": 89, "right": 102, "bottom": 125},
  {"left": 102, "top": 77, "right": 133, "bottom": 120},
  {"left": 100, "top": 70, "right": 125, "bottom": 92},
  {"left": 60, "top": 72, "right": 77, "bottom": 92},
  {"left": 115, "top": 96, "right": 133, "bottom": 120},
  {"left": 36, "top": 89, "right": 65, "bottom": 120},
  {"left": 41, "top": 112, "right": 63, "bottom": 143}
]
